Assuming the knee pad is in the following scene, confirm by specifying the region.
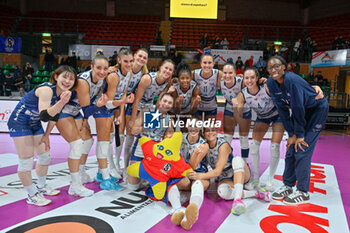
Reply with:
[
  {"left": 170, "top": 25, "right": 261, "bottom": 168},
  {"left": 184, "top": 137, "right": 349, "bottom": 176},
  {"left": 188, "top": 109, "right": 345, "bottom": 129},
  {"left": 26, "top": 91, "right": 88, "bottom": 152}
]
[
  {"left": 96, "top": 141, "right": 109, "bottom": 159},
  {"left": 18, "top": 157, "right": 34, "bottom": 172},
  {"left": 239, "top": 136, "right": 249, "bottom": 149},
  {"left": 37, "top": 151, "right": 50, "bottom": 165},
  {"left": 232, "top": 156, "right": 245, "bottom": 173},
  {"left": 217, "top": 183, "right": 233, "bottom": 200},
  {"left": 270, "top": 142, "right": 280, "bottom": 158},
  {"left": 68, "top": 139, "right": 83, "bottom": 159},
  {"left": 82, "top": 138, "right": 94, "bottom": 155},
  {"left": 109, "top": 132, "right": 115, "bottom": 144},
  {"left": 250, "top": 140, "right": 261, "bottom": 155}
]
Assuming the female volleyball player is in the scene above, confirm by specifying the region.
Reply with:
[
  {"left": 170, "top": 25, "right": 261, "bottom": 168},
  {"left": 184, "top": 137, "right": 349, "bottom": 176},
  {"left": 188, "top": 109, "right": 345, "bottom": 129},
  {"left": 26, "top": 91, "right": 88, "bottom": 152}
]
[{"left": 7, "top": 65, "right": 77, "bottom": 206}]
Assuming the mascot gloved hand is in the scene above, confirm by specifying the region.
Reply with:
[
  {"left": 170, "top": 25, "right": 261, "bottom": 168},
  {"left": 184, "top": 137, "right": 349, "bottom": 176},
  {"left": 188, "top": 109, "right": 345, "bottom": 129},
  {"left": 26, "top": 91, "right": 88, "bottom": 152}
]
[{"left": 127, "top": 131, "right": 192, "bottom": 201}]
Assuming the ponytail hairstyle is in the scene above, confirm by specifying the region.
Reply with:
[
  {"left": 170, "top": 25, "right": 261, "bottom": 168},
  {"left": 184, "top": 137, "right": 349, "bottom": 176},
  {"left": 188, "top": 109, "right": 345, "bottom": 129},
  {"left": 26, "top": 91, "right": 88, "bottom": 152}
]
[
  {"left": 91, "top": 53, "right": 108, "bottom": 66},
  {"left": 112, "top": 47, "right": 133, "bottom": 71},
  {"left": 176, "top": 61, "right": 192, "bottom": 79}
]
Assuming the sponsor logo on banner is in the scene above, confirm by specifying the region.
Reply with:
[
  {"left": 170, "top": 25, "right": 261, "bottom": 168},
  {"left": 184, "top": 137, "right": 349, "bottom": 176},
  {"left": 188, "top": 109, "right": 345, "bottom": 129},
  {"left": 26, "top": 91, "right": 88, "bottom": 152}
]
[
  {"left": 4, "top": 37, "right": 15, "bottom": 52},
  {"left": 0, "top": 109, "right": 11, "bottom": 122},
  {"left": 6, "top": 215, "right": 114, "bottom": 233},
  {"left": 311, "top": 49, "right": 347, "bottom": 67}
]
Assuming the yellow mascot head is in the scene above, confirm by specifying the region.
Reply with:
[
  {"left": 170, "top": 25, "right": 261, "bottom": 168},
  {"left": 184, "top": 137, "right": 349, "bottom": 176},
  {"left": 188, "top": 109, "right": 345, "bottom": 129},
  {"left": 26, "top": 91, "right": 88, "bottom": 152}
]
[{"left": 152, "top": 131, "right": 182, "bottom": 161}]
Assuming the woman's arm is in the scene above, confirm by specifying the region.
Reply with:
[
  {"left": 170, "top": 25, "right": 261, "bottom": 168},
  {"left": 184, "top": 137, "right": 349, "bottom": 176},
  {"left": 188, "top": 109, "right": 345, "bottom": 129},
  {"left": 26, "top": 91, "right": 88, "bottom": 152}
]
[
  {"left": 188, "top": 143, "right": 209, "bottom": 170},
  {"left": 36, "top": 86, "right": 71, "bottom": 120},
  {"left": 189, "top": 86, "right": 201, "bottom": 114},
  {"left": 189, "top": 143, "right": 230, "bottom": 180},
  {"left": 130, "top": 74, "right": 152, "bottom": 127},
  {"left": 233, "top": 92, "right": 245, "bottom": 118}
]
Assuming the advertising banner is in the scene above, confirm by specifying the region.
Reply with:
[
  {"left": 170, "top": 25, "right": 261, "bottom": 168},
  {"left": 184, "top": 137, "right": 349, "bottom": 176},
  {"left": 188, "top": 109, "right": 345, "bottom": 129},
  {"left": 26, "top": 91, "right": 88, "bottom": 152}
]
[
  {"left": 311, "top": 49, "right": 347, "bottom": 67},
  {"left": 0, "top": 37, "right": 22, "bottom": 53}
]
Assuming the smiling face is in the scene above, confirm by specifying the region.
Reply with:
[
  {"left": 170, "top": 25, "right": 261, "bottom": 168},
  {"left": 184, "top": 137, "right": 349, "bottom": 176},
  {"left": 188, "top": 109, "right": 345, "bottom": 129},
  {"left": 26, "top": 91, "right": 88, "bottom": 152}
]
[
  {"left": 91, "top": 58, "right": 109, "bottom": 81},
  {"left": 201, "top": 55, "right": 214, "bottom": 74},
  {"left": 118, "top": 54, "right": 134, "bottom": 73},
  {"left": 203, "top": 127, "right": 217, "bottom": 143},
  {"left": 267, "top": 58, "right": 285, "bottom": 81},
  {"left": 55, "top": 71, "right": 76, "bottom": 91},
  {"left": 159, "top": 61, "right": 174, "bottom": 81},
  {"left": 134, "top": 50, "right": 148, "bottom": 67},
  {"left": 223, "top": 64, "right": 235, "bottom": 84},
  {"left": 243, "top": 69, "right": 259, "bottom": 89},
  {"left": 158, "top": 94, "right": 174, "bottom": 114},
  {"left": 179, "top": 71, "right": 191, "bottom": 90}
]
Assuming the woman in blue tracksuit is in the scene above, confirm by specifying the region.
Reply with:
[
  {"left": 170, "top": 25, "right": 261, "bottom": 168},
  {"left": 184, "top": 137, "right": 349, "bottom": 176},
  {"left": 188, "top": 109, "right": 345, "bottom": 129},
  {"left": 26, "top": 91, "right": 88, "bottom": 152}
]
[{"left": 266, "top": 56, "right": 329, "bottom": 205}]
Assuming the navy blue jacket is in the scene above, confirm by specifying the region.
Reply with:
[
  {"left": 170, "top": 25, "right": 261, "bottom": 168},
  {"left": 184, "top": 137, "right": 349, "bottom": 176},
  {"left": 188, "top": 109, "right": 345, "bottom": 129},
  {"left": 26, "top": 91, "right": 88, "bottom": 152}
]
[{"left": 267, "top": 71, "right": 320, "bottom": 138}]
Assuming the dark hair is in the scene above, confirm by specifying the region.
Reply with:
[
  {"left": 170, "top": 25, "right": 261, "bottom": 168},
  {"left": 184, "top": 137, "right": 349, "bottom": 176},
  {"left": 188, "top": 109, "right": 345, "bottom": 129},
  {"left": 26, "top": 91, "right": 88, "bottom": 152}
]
[
  {"left": 50, "top": 65, "right": 78, "bottom": 91},
  {"left": 200, "top": 52, "right": 214, "bottom": 62},
  {"left": 267, "top": 55, "right": 287, "bottom": 66},
  {"left": 223, "top": 61, "right": 235, "bottom": 71},
  {"left": 243, "top": 67, "right": 260, "bottom": 78},
  {"left": 176, "top": 61, "right": 191, "bottom": 78},
  {"left": 159, "top": 92, "right": 174, "bottom": 102},
  {"left": 91, "top": 54, "right": 108, "bottom": 65}
]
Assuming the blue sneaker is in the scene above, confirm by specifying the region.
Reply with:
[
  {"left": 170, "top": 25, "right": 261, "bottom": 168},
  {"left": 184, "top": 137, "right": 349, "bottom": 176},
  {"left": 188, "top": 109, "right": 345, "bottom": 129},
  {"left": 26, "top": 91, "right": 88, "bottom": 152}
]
[
  {"left": 96, "top": 172, "right": 120, "bottom": 183},
  {"left": 110, "top": 175, "right": 119, "bottom": 183},
  {"left": 100, "top": 178, "right": 123, "bottom": 191},
  {"left": 95, "top": 172, "right": 103, "bottom": 183}
]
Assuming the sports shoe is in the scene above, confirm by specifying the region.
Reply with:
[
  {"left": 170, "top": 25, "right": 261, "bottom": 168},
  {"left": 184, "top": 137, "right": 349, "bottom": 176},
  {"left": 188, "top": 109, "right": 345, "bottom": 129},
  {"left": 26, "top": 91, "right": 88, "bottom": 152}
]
[
  {"left": 272, "top": 185, "right": 293, "bottom": 200},
  {"left": 110, "top": 168, "right": 122, "bottom": 180},
  {"left": 100, "top": 178, "right": 123, "bottom": 191},
  {"left": 171, "top": 207, "right": 185, "bottom": 226},
  {"left": 265, "top": 178, "right": 275, "bottom": 192},
  {"left": 255, "top": 188, "right": 272, "bottom": 202},
  {"left": 36, "top": 184, "right": 60, "bottom": 196},
  {"left": 26, "top": 192, "right": 52, "bottom": 206},
  {"left": 245, "top": 179, "right": 259, "bottom": 191},
  {"left": 181, "top": 203, "right": 199, "bottom": 230},
  {"left": 68, "top": 183, "right": 94, "bottom": 197},
  {"left": 79, "top": 170, "right": 94, "bottom": 184},
  {"left": 95, "top": 172, "right": 119, "bottom": 183},
  {"left": 231, "top": 199, "right": 246, "bottom": 215},
  {"left": 283, "top": 190, "right": 310, "bottom": 206}
]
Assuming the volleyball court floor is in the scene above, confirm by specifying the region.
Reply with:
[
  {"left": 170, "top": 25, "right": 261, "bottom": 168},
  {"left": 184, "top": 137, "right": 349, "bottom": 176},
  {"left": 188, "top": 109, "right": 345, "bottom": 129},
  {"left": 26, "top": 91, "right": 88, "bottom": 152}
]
[{"left": 0, "top": 131, "right": 349, "bottom": 232}]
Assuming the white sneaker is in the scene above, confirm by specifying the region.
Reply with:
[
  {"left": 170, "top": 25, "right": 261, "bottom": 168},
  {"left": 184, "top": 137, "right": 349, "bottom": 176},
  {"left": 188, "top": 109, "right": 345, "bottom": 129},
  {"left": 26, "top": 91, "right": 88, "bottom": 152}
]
[
  {"left": 68, "top": 183, "right": 94, "bottom": 197},
  {"left": 79, "top": 170, "right": 94, "bottom": 184},
  {"left": 245, "top": 179, "right": 259, "bottom": 190},
  {"left": 110, "top": 167, "right": 122, "bottom": 179},
  {"left": 37, "top": 184, "right": 60, "bottom": 196},
  {"left": 27, "top": 192, "right": 52, "bottom": 206}
]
